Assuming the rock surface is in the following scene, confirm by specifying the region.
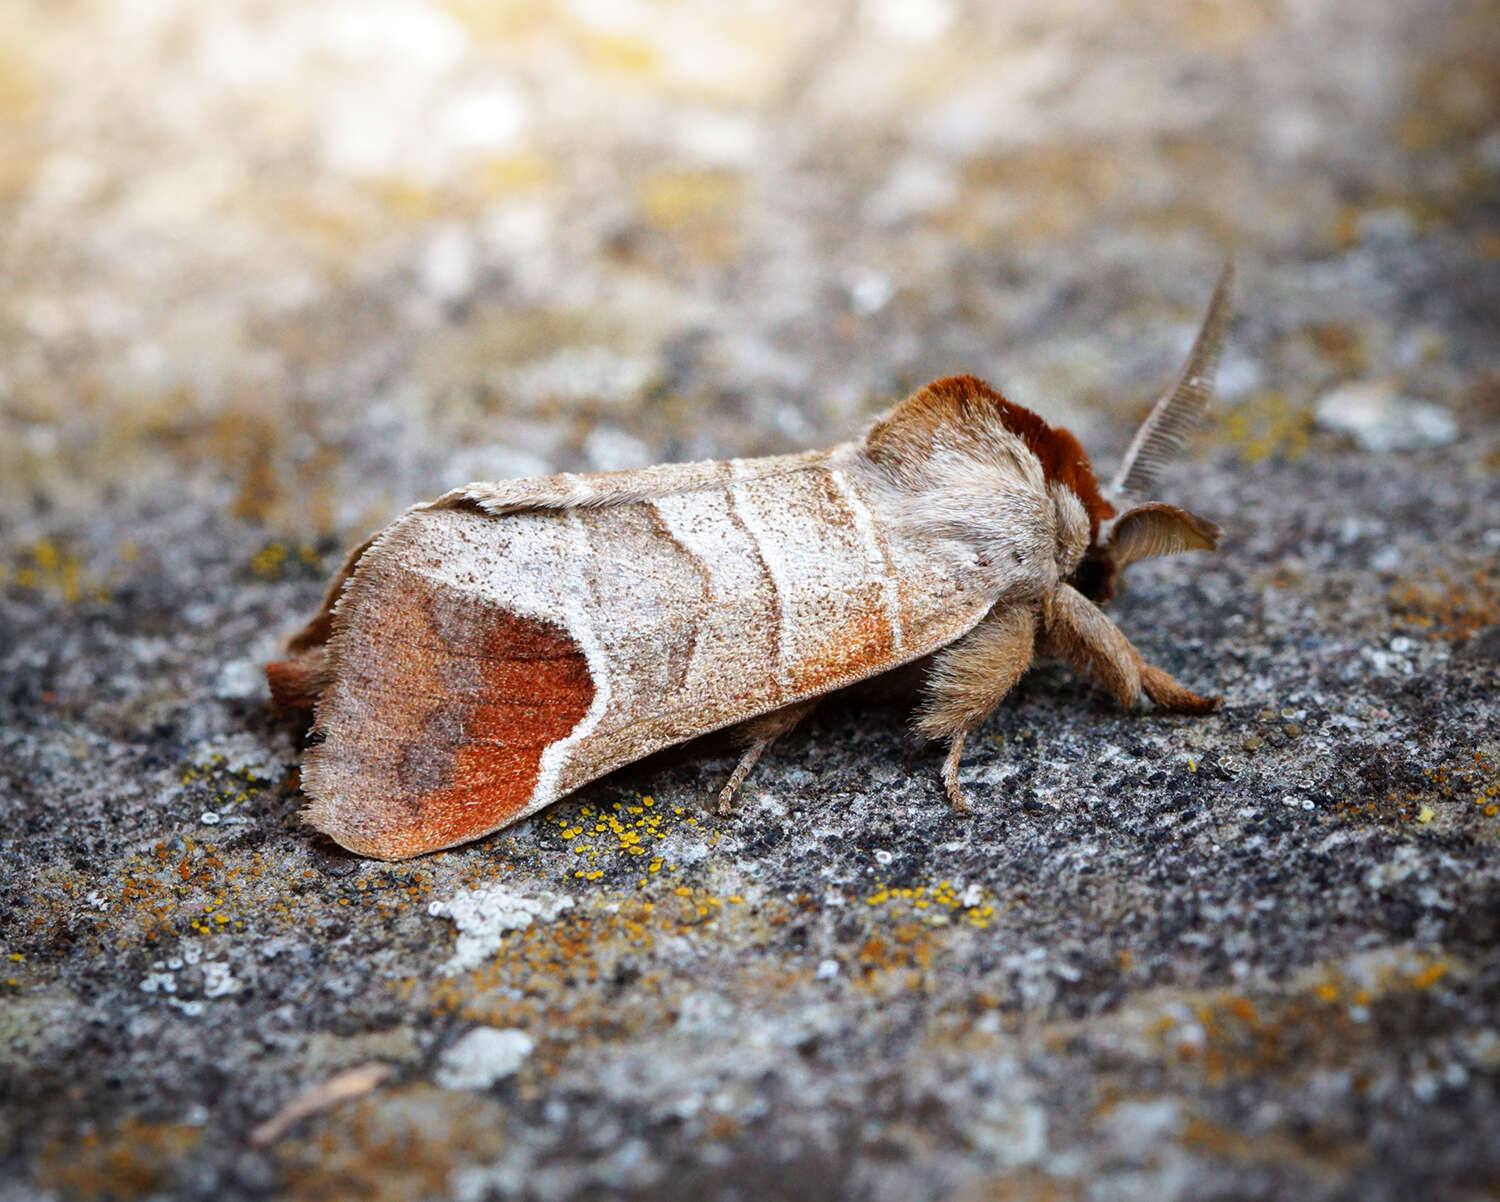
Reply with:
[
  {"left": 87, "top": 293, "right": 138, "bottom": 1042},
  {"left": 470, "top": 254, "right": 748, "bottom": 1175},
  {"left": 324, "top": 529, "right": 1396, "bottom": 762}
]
[{"left": 2, "top": 2, "right": 1498, "bottom": 1200}]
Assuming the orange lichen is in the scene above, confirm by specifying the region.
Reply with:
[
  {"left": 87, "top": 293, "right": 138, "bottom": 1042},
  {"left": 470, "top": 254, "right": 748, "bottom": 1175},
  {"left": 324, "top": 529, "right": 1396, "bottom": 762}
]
[
  {"left": 951, "top": 1169, "right": 1086, "bottom": 1202},
  {"left": 275, "top": 1086, "right": 509, "bottom": 1202},
  {"left": 1373, "top": 752, "right": 1500, "bottom": 838},
  {"left": 36, "top": 1119, "right": 201, "bottom": 1200},
  {"left": 854, "top": 923, "right": 936, "bottom": 993},
  {"left": 412, "top": 886, "right": 773, "bottom": 1041},
  {"left": 1389, "top": 570, "right": 1500, "bottom": 641},
  {"left": 1154, "top": 955, "right": 1459, "bottom": 1086},
  {"left": 1325, "top": 749, "right": 1500, "bottom": 830},
  {"left": 1328, "top": 791, "right": 1420, "bottom": 827},
  {"left": 1178, "top": 1112, "right": 1364, "bottom": 1175},
  {"left": 703, "top": 1113, "right": 742, "bottom": 1141}
]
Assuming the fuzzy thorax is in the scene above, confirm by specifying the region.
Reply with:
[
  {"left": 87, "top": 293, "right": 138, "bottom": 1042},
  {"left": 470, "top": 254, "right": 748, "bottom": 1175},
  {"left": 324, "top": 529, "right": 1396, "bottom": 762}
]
[{"left": 860, "top": 374, "right": 1104, "bottom": 606}]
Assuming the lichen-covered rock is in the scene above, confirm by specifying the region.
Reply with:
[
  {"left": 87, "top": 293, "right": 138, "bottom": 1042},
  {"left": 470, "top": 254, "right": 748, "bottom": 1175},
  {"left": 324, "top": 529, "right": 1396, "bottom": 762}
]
[{"left": 2, "top": 2, "right": 1497, "bottom": 1200}]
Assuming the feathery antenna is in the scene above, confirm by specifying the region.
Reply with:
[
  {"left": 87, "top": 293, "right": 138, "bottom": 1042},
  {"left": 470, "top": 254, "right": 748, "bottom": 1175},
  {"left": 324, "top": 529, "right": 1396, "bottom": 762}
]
[{"left": 1109, "top": 257, "right": 1235, "bottom": 501}]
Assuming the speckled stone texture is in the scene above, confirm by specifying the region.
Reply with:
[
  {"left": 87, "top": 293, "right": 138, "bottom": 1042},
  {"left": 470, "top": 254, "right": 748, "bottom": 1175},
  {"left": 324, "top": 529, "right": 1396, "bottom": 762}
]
[{"left": 2, "top": 1, "right": 1498, "bottom": 1200}]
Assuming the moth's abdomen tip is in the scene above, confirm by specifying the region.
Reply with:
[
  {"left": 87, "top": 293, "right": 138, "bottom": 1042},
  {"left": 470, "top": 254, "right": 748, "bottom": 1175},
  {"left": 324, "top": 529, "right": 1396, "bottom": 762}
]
[{"left": 265, "top": 653, "right": 326, "bottom": 712}]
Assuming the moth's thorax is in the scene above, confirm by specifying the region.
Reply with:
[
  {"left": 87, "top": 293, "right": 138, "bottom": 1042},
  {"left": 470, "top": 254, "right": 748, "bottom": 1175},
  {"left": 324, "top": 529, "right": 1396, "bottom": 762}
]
[
  {"left": 851, "top": 450, "right": 1053, "bottom": 608},
  {"left": 855, "top": 373, "right": 1120, "bottom": 607}
]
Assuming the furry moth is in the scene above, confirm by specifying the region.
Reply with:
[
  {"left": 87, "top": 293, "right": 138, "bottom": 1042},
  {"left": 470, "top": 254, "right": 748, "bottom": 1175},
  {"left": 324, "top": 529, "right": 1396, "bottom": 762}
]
[{"left": 268, "top": 264, "right": 1234, "bottom": 860}]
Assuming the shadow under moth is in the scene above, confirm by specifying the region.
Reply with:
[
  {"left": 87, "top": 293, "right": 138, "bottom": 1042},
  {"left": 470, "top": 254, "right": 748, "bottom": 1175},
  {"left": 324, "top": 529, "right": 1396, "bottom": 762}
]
[{"left": 268, "top": 264, "right": 1234, "bottom": 860}]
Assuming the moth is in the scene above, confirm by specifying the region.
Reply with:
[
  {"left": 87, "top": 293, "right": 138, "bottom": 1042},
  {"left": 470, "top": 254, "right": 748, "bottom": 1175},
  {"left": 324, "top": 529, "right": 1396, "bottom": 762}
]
[{"left": 268, "top": 264, "right": 1234, "bottom": 860}]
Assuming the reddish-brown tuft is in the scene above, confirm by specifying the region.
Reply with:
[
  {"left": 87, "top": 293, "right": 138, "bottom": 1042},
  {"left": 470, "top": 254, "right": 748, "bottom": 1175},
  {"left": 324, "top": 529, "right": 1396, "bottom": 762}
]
[
  {"left": 265, "top": 651, "right": 328, "bottom": 712},
  {"left": 867, "top": 375, "right": 1116, "bottom": 538},
  {"left": 923, "top": 375, "right": 1116, "bottom": 536}
]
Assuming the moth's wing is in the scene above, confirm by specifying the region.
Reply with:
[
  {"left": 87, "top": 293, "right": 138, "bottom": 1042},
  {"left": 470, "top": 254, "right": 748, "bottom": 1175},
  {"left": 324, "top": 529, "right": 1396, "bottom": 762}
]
[
  {"left": 542, "top": 464, "right": 995, "bottom": 798},
  {"left": 302, "top": 465, "right": 991, "bottom": 859},
  {"left": 270, "top": 452, "right": 833, "bottom": 710},
  {"left": 266, "top": 529, "right": 389, "bottom": 710}
]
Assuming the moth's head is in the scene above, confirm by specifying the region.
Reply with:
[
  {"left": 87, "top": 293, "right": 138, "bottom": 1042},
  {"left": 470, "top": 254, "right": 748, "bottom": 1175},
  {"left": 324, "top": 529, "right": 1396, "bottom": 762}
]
[
  {"left": 1069, "top": 502, "right": 1220, "bottom": 603},
  {"left": 865, "top": 263, "right": 1232, "bottom": 606},
  {"left": 864, "top": 381, "right": 1222, "bottom": 607}
]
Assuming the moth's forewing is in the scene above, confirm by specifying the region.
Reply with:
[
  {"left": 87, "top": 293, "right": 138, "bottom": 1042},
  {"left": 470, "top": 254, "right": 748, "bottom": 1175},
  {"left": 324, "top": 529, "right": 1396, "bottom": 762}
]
[{"left": 302, "top": 467, "right": 993, "bottom": 859}]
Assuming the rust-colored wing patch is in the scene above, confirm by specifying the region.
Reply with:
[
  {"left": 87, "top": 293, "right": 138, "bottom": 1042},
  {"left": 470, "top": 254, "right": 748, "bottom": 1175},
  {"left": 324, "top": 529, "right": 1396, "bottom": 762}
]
[{"left": 302, "top": 563, "right": 594, "bottom": 860}]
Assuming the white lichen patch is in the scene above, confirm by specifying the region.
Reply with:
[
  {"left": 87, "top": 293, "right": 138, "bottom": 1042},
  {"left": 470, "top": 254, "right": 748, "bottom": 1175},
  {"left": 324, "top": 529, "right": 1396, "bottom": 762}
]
[
  {"left": 1313, "top": 380, "right": 1457, "bottom": 453},
  {"left": 137, "top": 944, "right": 241, "bottom": 1007},
  {"left": 213, "top": 657, "right": 268, "bottom": 700},
  {"left": 435, "top": 1027, "right": 535, "bottom": 1090},
  {"left": 427, "top": 886, "right": 574, "bottom": 974},
  {"left": 201, "top": 961, "right": 241, "bottom": 999},
  {"left": 139, "top": 971, "right": 177, "bottom": 995}
]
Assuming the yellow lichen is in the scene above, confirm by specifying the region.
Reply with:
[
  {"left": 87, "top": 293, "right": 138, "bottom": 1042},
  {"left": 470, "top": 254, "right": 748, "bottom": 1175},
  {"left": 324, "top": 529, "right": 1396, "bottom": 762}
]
[
  {"left": 863, "top": 880, "right": 993, "bottom": 929},
  {"left": 1390, "top": 570, "right": 1500, "bottom": 641},
  {"left": 1214, "top": 392, "right": 1312, "bottom": 464}
]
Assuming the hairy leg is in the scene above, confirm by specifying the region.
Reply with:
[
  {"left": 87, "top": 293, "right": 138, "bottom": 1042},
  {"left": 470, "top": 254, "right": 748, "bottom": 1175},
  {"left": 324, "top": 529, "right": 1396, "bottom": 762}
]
[
  {"left": 1041, "top": 583, "right": 1218, "bottom": 713},
  {"left": 916, "top": 604, "right": 1038, "bottom": 812},
  {"left": 717, "top": 699, "right": 818, "bottom": 815}
]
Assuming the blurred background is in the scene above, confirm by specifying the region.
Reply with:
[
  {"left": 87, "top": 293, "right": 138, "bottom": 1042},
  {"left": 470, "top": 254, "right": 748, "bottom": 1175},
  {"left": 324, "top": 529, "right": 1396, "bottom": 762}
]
[{"left": 1, "top": 0, "right": 1495, "bottom": 553}]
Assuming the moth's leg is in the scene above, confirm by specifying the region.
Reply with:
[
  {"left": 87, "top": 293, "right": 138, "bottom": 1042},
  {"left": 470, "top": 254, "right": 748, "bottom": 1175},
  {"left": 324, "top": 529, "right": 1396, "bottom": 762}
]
[
  {"left": 1139, "top": 664, "right": 1218, "bottom": 713},
  {"left": 1041, "top": 583, "right": 1218, "bottom": 713},
  {"left": 915, "top": 605, "right": 1038, "bottom": 813},
  {"left": 940, "top": 736, "right": 973, "bottom": 816},
  {"left": 717, "top": 699, "right": 818, "bottom": 815}
]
